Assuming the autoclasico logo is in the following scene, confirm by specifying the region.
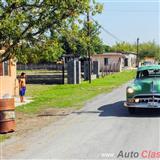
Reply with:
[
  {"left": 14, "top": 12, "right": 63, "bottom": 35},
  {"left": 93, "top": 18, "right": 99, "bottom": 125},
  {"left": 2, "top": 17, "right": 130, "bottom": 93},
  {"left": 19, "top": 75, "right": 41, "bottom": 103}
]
[
  {"left": 101, "top": 150, "right": 160, "bottom": 159},
  {"left": 117, "top": 150, "right": 160, "bottom": 159}
]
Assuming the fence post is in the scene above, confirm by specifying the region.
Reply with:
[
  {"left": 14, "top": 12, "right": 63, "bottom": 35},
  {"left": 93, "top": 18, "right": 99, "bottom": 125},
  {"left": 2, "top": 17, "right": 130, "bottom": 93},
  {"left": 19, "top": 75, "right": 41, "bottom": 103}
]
[
  {"left": 62, "top": 64, "right": 65, "bottom": 84},
  {"left": 113, "top": 63, "right": 115, "bottom": 72},
  {"left": 106, "top": 65, "right": 108, "bottom": 74},
  {"left": 84, "top": 61, "right": 91, "bottom": 81},
  {"left": 76, "top": 61, "right": 81, "bottom": 84},
  {"left": 93, "top": 61, "right": 100, "bottom": 78},
  {"left": 67, "top": 60, "right": 77, "bottom": 84}
]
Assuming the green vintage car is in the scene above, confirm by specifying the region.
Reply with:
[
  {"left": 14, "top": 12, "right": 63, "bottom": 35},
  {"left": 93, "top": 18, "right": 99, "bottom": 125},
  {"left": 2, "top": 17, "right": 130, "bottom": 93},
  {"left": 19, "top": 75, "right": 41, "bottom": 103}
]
[{"left": 124, "top": 65, "right": 160, "bottom": 114}]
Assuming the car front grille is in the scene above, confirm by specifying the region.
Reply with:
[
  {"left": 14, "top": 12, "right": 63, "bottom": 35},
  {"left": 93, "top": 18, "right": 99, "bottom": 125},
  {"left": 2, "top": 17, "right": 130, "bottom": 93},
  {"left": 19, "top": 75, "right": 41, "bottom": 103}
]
[{"left": 134, "top": 95, "right": 160, "bottom": 103}]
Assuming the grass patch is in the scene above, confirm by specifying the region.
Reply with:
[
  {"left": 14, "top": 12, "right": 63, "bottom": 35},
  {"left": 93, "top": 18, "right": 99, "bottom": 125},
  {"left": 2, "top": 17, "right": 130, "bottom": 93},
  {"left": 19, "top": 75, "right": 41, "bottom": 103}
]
[
  {"left": 0, "top": 134, "right": 11, "bottom": 142},
  {"left": 16, "top": 70, "right": 136, "bottom": 114}
]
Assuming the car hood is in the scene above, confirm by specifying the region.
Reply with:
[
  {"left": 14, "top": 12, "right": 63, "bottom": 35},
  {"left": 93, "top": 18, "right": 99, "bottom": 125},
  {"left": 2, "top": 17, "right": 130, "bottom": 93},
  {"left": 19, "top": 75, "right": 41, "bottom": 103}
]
[{"left": 134, "top": 78, "right": 160, "bottom": 94}]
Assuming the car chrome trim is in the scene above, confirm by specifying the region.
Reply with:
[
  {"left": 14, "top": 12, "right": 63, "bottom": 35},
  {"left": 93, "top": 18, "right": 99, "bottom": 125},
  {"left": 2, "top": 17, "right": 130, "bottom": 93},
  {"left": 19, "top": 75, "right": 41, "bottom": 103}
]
[
  {"left": 133, "top": 94, "right": 160, "bottom": 103},
  {"left": 124, "top": 102, "right": 160, "bottom": 109},
  {"left": 133, "top": 94, "right": 160, "bottom": 97}
]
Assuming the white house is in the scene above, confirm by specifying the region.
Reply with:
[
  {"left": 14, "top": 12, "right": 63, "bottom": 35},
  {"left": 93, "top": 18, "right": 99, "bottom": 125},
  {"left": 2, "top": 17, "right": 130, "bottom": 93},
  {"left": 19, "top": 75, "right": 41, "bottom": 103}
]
[{"left": 91, "top": 52, "right": 137, "bottom": 72}]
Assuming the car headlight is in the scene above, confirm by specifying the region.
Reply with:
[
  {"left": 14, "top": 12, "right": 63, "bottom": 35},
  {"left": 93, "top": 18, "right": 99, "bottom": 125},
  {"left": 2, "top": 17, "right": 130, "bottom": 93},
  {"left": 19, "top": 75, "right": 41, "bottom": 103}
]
[
  {"left": 135, "top": 98, "right": 140, "bottom": 103},
  {"left": 127, "top": 87, "right": 134, "bottom": 94}
]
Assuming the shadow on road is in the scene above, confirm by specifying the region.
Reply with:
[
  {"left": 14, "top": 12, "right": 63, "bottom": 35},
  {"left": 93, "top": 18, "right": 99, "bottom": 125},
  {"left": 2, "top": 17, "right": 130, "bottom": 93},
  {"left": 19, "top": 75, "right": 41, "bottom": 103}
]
[{"left": 98, "top": 101, "right": 160, "bottom": 118}]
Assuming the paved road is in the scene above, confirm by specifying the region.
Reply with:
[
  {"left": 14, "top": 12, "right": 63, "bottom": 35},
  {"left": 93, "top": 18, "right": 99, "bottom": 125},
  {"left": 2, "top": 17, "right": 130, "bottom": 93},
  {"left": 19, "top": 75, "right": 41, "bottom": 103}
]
[{"left": 1, "top": 83, "right": 160, "bottom": 160}]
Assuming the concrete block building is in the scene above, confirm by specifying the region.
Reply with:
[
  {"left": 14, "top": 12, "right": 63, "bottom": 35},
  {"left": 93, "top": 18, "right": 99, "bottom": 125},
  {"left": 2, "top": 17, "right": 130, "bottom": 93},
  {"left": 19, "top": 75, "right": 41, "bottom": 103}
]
[{"left": 91, "top": 52, "right": 137, "bottom": 72}]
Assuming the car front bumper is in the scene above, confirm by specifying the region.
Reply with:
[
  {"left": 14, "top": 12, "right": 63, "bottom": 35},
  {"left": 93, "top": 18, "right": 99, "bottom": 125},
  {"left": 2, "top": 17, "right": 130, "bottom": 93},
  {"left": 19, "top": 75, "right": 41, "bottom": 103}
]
[{"left": 124, "top": 102, "right": 160, "bottom": 108}]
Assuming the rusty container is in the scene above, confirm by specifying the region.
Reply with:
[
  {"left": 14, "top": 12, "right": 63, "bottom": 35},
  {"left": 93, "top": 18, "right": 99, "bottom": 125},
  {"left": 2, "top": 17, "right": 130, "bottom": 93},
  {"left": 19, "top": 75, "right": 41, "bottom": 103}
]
[{"left": 0, "top": 98, "right": 15, "bottom": 133}]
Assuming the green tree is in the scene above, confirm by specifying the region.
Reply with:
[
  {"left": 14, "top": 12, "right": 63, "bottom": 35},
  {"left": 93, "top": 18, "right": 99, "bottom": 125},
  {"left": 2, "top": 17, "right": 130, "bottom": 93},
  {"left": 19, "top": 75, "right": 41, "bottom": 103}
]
[
  {"left": 139, "top": 41, "right": 160, "bottom": 60},
  {"left": 110, "top": 41, "right": 160, "bottom": 62},
  {"left": 111, "top": 42, "right": 136, "bottom": 53},
  {"left": 103, "top": 45, "right": 112, "bottom": 52},
  {"left": 0, "top": 0, "right": 97, "bottom": 62},
  {"left": 59, "top": 17, "right": 105, "bottom": 58}
]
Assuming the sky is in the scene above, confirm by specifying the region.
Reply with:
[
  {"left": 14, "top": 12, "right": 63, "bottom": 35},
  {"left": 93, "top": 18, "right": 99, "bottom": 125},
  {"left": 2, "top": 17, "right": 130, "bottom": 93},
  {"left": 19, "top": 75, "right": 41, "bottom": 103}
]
[{"left": 94, "top": 0, "right": 160, "bottom": 46}]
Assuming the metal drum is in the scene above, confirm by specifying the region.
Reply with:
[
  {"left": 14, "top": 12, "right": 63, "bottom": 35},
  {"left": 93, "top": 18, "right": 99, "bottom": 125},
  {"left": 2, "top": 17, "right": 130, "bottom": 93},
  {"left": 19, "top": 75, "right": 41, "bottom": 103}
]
[{"left": 0, "top": 98, "right": 15, "bottom": 133}]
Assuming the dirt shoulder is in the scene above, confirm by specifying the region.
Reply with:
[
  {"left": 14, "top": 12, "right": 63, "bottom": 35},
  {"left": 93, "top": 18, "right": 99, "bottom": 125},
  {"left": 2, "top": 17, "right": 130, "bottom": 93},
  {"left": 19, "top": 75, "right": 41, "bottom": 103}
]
[{"left": 1, "top": 108, "right": 75, "bottom": 141}]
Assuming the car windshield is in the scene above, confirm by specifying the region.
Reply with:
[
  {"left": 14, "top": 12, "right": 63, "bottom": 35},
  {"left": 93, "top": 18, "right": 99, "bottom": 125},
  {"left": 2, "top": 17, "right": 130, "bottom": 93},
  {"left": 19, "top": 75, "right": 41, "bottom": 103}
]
[
  {"left": 137, "top": 69, "right": 160, "bottom": 78},
  {"left": 143, "top": 61, "right": 153, "bottom": 66}
]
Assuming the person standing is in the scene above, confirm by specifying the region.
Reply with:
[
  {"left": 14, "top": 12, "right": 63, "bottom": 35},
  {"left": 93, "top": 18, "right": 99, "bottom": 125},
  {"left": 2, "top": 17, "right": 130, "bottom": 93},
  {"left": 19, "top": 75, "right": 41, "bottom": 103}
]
[{"left": 19, "top": 72, "right": 26, "bottom": 103}]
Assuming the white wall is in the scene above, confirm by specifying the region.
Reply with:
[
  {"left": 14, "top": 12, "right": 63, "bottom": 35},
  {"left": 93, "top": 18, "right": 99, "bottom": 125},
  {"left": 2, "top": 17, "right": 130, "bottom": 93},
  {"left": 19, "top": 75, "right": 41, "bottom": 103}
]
[{"left": 92, "top": 55, "right": 123, "bottom": 71}]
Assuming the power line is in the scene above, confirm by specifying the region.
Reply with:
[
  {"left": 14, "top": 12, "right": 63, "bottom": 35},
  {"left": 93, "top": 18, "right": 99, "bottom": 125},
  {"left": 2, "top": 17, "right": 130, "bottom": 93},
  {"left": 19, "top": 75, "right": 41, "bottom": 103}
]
[
  {"left": 100, "top": 25, "right": 123, "bottom": 42},
  {"left": 90, "top": 16, "right": 123, "bottom": 42},
  {"left": 96, "top": 0, "right": 159, "bottom": 3}
]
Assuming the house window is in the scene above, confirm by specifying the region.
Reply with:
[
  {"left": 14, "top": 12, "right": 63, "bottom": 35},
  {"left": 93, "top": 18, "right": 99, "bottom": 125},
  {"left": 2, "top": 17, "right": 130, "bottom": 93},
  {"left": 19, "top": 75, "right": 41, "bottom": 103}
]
[
  {"left": 124, "top": 58, "right": 128, "bottom": 66},
  {"left": 0, "top": 61, "right": 9, "bottom": 76},
  {"left": 104, "top": 58, "right": 109, "bottom": 66},
  {"left": 3, "top": 61, "right": 9, "bottom": 75}
]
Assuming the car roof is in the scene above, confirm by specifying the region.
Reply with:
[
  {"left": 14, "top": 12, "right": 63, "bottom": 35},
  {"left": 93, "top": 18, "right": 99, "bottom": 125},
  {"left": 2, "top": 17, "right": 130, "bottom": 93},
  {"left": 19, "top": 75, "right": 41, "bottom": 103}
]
[{"left": 138, "top": 65, "right": 160, "bottom": 71}]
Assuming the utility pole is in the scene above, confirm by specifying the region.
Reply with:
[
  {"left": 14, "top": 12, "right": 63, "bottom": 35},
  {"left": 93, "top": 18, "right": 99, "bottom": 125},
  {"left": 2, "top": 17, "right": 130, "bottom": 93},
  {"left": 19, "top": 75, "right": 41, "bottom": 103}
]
[
  {"left": 136, "top": 38, "right": 139, "bottom": 67},
  {"left": 87, "top": 10, "right": 91, "bottom": 83}
]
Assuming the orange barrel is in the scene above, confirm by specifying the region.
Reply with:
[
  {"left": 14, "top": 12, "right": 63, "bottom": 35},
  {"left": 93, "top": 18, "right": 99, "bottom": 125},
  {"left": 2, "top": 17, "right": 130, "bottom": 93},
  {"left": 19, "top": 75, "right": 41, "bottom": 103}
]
[{"left": 0, "top": 98, "right": 15, "bottom": 133}]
